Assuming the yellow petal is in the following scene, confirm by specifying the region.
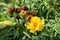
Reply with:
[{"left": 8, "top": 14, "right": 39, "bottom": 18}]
[
  {"left": 41, "top": 20, "right": 44, "bottom": 25},
  {"left": 35, "top": 26, "right": 39, "bottom": 30},
  {"left": 39, "top": 26, "right": 43, "bottom": 31},
  {"left": 26, "top": 23, "right": 34, "bottom": 29},
  {"left": 30, "top": 28, "right": 36, "bottom": 33}
]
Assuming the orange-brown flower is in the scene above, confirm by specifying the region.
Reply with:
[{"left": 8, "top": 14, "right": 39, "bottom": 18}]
[{"left": 20, "top": 10, "right": 28, "bottom": 16}]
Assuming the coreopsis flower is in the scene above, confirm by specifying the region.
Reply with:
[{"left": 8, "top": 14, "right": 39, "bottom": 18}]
[{"left": 26, "top": 16, "right": 44, "bottom": 33}]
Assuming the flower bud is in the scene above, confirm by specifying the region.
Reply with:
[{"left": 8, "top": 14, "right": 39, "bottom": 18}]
[{"left": 4, "top": 20, "right": 16, "bottom": 26}]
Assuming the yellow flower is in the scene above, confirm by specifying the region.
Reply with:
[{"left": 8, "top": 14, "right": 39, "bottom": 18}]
[{"left": 26, "top": 16, "right": 44, "bottom": 33}]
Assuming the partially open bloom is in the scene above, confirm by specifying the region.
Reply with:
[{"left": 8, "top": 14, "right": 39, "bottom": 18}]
[
  {"left": 26, "top": 16, "right": 44, "bottom": 33},
  {"left": 20, "top": 10, "right": 28, "bottom": 16},
  {"left": 20, "top": 5, "right": 28, "bottom": 16}
]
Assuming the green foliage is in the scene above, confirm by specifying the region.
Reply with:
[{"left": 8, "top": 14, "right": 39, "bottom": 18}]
[{"left": 0, "top": 0, "right": 60, "bottom": 40}]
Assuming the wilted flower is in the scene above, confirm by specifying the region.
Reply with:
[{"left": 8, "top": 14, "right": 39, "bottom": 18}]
[
  {"left": 26, "top": 15, "right": 32, "bottom": 22},
  {"left": 26, "top": 16, "right": 44, "bottom": 33},
  {"left": 31, "top": 10, "right": 37, "bottom": 15},
  {"left": 8, "top": 5, "right": 15, "bottom": 14},
  {"left": 15, "top": 8, "right": 20, "bottom": 13}
]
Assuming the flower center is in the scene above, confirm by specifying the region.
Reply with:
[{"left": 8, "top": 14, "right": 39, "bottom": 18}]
[{"left": 33, "top": 23, "right": 37, "bottom": 27}]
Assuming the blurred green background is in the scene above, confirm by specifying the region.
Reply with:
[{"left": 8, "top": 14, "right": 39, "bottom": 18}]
[{"left": 0, "top": 0, "right": 60, "bottom": 40}]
